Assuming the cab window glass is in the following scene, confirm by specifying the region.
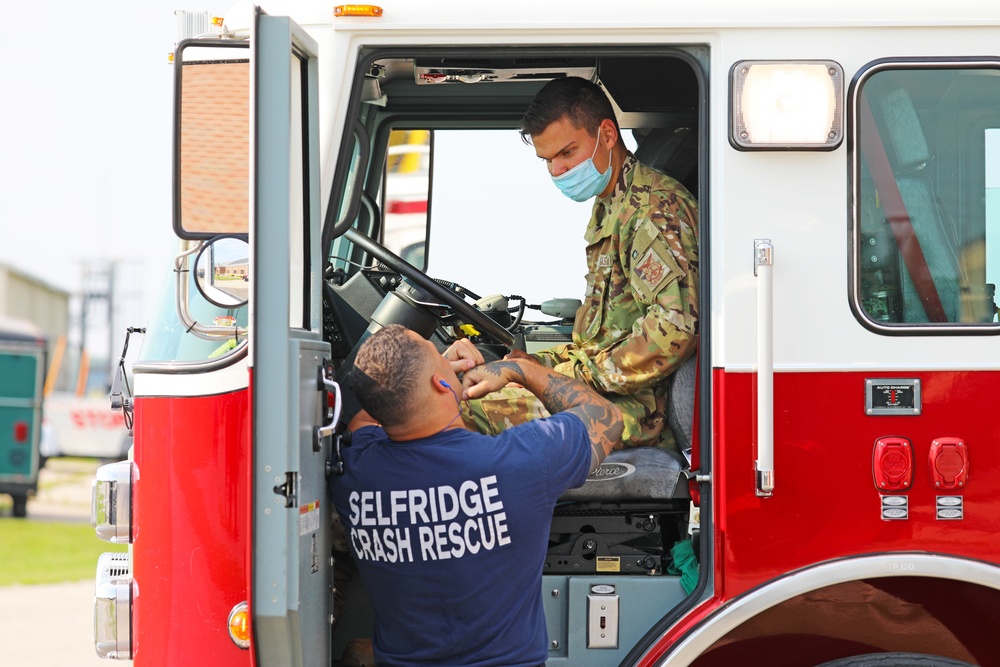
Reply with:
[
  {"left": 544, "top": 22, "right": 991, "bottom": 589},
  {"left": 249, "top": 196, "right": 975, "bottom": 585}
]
[
  {"left": 381, "top": 130, "right": 431, "bottom": 268},
  {"left": 424, "top": 129, "right": 590, "bottom": 305},
  {"left": 329, "top": 134, "right": 363, "bottom": 273},
  {"left": 379, "top": 129, "right": 645, "bottom": 305},
  {"left": 856, "top": 66, "right": 1000, "bottom": 326}
]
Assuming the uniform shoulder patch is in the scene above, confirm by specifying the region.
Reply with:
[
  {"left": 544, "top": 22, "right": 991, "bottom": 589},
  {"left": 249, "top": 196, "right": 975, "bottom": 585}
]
[{"left": 629, "top": 221, "right": 683, "bottom": 302}]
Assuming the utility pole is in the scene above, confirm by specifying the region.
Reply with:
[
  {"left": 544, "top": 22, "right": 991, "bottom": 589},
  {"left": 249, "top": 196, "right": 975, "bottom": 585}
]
[{"left": 76, "top": 260, "right": 143, "bottom": 394}]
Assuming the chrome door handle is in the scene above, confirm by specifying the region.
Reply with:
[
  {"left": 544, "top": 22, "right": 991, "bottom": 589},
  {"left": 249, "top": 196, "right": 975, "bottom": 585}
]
[
  {"left": 754, "top": 239, "right": 774, "bottom": 497},
  {"left": 314, "top": 368, "right": 342, "bottom": 451}
]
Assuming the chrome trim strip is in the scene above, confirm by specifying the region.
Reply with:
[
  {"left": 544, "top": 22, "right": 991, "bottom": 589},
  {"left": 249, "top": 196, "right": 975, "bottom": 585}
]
[
  {"left": 132, "top": 339, "right": 249, "bottom": 375},
  {"left": 655, "top": 553, "right": 1000, "bottom": 665}
]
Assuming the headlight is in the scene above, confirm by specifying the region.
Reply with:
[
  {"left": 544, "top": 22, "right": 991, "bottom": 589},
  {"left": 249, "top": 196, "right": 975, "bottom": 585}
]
[
  {"left": 731, "top": 60, "right": 844, "bottom": 150},
  {"left": 94, "top": 552, "right": 134, "bottom": 660},
  {"left": 92, "top": 461, "right": 137, "bottom": 543}
]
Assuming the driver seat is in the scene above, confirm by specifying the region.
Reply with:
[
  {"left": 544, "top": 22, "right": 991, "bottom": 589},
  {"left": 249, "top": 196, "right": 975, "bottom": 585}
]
[
  {"left": 558, "top": 446, "right": 685, "bottom": 501},
  {"left": 559, "top": 354, "right": 696, "bottom": 502}
]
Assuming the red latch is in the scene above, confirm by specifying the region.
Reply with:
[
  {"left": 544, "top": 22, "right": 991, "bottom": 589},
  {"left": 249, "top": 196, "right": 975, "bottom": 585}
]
[
  {"left": 929, "top": 437, "right": 968, "bottom": 490},
  {"left": 687, "top": 477, "right": 701, "bottom": 507},
  {"left": 13, "top": 421, "right": 28, "bottom": 443},
  {"left": 873, "top": 436, "right": 913, "bottom": 491}
]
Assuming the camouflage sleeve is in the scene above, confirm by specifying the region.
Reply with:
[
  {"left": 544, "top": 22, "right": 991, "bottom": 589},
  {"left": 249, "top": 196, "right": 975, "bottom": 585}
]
[
  {"left": 532, "top": 344, "right": 570, "bottom": 368},
  {"left": 561, "top": 190, "right": 699, "bottom": 395},
  {"left": 569, "top": 304, "right": 696, "bottom": 395}
]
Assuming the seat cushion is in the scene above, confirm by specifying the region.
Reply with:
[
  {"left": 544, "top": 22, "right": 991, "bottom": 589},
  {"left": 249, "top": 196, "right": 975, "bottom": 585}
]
[{"left": 559, "top": 446, "right": 684, "bottom": 502}]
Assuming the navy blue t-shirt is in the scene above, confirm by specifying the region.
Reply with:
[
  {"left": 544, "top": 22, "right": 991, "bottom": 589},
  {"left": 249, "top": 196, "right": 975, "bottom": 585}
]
[{"left": 330, "top": 412, "right": 591, "bottom": 667}]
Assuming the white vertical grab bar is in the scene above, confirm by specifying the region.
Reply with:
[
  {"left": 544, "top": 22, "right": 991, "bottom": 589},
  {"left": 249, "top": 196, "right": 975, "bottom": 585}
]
[{"left": 754, "top": 239, "right": 775, "bottom": 497}]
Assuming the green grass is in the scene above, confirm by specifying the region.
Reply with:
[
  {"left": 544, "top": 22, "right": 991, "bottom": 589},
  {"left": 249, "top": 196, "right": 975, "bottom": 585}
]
[{"left": 0, "top": 519, "right": 127, "bottom": 586}]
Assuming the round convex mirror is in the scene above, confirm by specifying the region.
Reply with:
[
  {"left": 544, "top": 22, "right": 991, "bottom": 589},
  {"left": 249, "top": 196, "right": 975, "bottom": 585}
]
[{"left": 194, "top": 235, "right": 250, "bottom": 308}]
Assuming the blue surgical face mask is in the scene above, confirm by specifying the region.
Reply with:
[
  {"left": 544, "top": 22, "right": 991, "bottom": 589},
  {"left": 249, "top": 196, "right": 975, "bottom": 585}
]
[{"left": 550, "top": 131, "right": 612, "bottom": 202}]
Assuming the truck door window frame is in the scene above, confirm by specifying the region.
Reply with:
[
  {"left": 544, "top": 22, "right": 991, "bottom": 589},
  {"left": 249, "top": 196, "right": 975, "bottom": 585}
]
[
  {"left": 850, "top": 58, "right": 1000, "bottom": 334},
  {"left": 321, "top": 45, "right": 716, "bottom": 648}
]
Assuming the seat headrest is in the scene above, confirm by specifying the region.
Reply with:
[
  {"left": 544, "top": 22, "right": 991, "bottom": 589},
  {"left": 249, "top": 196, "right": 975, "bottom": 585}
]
[{"left": 869, "top": 87, "right": 931, "bottom": 171}]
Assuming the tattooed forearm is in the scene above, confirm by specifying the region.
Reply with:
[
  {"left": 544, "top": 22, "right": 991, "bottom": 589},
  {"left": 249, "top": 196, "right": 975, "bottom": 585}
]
[
  {"left": 538, "top": 372, "right": 592, "bottom": 415},
  {"left": 479, "top": 360, "right": 527, "bottom": 385},
  {"left": 532, "top": 368, "right": 623, "bottom": 469},
  {"left": 575, "top": 401, "right": 624, "bottom": 469}
]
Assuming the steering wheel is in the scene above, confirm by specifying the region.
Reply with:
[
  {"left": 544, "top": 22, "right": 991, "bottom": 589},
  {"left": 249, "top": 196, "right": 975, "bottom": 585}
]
[{"left": 343, "top": 227, "right": 514, "bottom": 347}]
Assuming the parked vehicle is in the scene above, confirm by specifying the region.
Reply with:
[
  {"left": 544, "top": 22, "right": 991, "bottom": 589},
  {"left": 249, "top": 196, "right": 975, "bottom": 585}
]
[
  {"left": 0, "top": 317, "right": 46, "bottom": 518},
  {"left": 42, "top": 393, "right": 131, "bottom": 462}
]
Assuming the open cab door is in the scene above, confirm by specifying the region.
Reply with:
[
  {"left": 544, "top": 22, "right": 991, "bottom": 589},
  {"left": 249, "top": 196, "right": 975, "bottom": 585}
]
[{"left": 250, "top": 9, "right": 331, "bottom": 665}]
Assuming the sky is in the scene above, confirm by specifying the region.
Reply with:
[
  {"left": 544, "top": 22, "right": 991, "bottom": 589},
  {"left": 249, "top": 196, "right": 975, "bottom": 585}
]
[{"left": 0, "top": 1, "right": 232, "bottom": 368}]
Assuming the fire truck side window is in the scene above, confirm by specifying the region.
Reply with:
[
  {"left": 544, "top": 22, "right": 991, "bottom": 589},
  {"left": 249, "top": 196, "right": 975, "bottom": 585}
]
[
  {"left": 855, "top": 65, "right": 1000, "bottom": 328},
  {"left": 380, "top": 130, "right": 431, "bottom": 269}
]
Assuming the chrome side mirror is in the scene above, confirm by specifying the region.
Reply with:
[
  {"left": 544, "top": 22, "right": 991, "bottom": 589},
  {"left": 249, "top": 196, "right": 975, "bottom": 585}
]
[{"left": 194, "top": 235, "right": 250, "bottom": 308}]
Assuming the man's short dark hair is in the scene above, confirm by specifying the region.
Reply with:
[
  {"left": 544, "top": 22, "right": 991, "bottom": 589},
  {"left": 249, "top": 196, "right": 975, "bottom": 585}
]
[
  {"left": 519, "top": 76, "right": 620, "bottom": 143},
  {"left": 351, "top": 324, "right": 429, "bottom": 428}
]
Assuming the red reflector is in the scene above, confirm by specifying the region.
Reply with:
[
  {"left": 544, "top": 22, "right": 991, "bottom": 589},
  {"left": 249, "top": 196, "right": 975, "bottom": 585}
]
[
  {"left": 873, "top": 436, "right": 912, "bottom": 491},
  {"left": 387, "top": 199, "right": 428, "bottom": 215},
  {"left": 13, "top": 421, "right": 28, "bottom": 443},
  {"left": 929, "top": 437, "right": 968, "bottom": 490}
]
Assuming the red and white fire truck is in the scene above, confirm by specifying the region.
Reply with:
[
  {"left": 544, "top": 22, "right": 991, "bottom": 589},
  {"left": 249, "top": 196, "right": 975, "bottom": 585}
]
[{"left": 91, "top": 2, "right": 1000, "bottom": 665}]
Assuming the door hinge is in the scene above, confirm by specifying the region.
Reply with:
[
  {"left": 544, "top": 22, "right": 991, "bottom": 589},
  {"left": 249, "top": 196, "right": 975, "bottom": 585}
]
[{"left": 273, "top": 472, "right": 298, "bottom": 508}]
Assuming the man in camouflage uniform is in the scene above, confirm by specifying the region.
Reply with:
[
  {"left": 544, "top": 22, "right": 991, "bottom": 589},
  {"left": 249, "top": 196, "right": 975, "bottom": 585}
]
[{"left": 463, "top": 76, "right": 698, "bottom": 451}]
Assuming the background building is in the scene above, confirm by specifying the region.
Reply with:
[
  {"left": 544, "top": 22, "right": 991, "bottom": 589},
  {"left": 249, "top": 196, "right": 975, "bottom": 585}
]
[{"left": 0, "top": 264, "right": 70, "bottom": 389}]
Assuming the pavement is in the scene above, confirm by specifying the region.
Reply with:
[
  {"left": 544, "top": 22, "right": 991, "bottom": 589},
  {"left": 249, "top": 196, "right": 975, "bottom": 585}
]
[
  {"left": 0, "top": 580, "right": 110, "bottom": 666},
  {"left": 1, "top": 458, "right": 118, "bottom": 666}
]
